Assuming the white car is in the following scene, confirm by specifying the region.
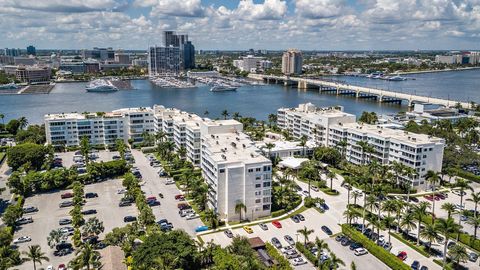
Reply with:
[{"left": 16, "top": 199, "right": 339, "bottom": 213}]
[
  {"left": 186, "top": 213, "right": 200, "bottom": 220},
  {"left": 291, "top": 257, "right": 307, "bottom": 266},
  {"left": 165, "top": 179, "right": 175, "bottom": 185},
  {"left": 354, "top": 248, "right": 368, "bottom": 256},
  {"left": 117, "top": 189, "right": 127, "bottom": 194},
  {"left": 46, "top": 266, "right": 54, "bottom": 270},
  {"left": 13, "top": 236, "right": 32, "bottom": 244},
  {"left": 281, "top": 246, "right": 295, "bottom": 254}
]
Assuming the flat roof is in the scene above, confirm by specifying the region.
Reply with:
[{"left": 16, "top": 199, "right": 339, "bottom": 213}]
[{"left": 204, "top": 132, "right": 269, "bottom": 164}]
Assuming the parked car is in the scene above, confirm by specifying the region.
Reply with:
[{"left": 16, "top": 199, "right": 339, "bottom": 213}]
[
  {"left": 117, "top": 189, "right": 127, "bottom": 194},
  {"left": 23, "top": 206, "right": 38, "bottom": 213},
  {"left": 81, "top": 209, "right": 97, "bottom": 215},
  {"left": 349, "top": 242, "right": 363, "bottom": 250},
  {"left": 271, "top": 237, "right": 282, "bottom": 248},
  {"left": 285, "top": 250, "right": 300, "bottom": 259},
  {"left": 284, "top": 235, "right": 295, "bottom": 245},
  {"left": 61, "top": 192, "right": 74, "bottom": 199},
  {"left": 177, "top": 203, "right": 191, "bottom": 210},
  {"left": 165, "top": 179, "right": 175, "bottom": 185},
  {"left": 16, "top": 217, "right": 33, "bottom": 225},
  {"left": 291, "top": 215, "right": 300, "bottom": 223},
  {"left": 13, "top": 236, "right": 31, "bottom": 244},
  {"left": 271, "top": 220, "right": 282, "bottom": 228},
  {"left": 302, "top": 190, "right": 310, "bottom": 197},
  {"left": 411, "top": 260, "right": 420, "bottom": 270},
  {"left": 468, "top": 252, "right": 479, "bottom": 262},
  {"left": 383, "top": 242, "right": 392, "bottom": 251},
  {"left": 85, "top": 192, "right": 98, "bottom": 198},
  {"left": 243, "top": 226, "right": 253, "bottom": 234},
  {"left": 224, "top": 229, "right": 233, "bottom": 238},
  {"left": 119, "top": 201, "right": 132, "bottom": 207},
  {"left": 175, "top": 194, "right": 185, "bottom": 200},
  {"left": 259, "top": 223, "right": 268, "bottom": 230},
  {"left": 292, "top": 257, "right": 307, "bottom": 266},
  {"left": 354, "top": 248, "right": 368, "bottom": 256},
  {"left": 59, "top": 201, "right": 74, "bottom": 208},
  {"left": 59, "top": 218, "right": 72, "bottom": 225},
  {"left": 195, "top": 225, "right": 209, "bottom": 232},
  {"left": 297, "top": 214, "right": 305, "bottom": 221},
  {"left": 123, "top": 216, "right": 137, "bottom": 222},
  {"left": 58, "top": 264, "right": 66, "bottom": 270},
  {"left": 186, "top": 213, "right": 199, "bottom": 220},
  {"left": 321, "top": 226, "right": 333, "bottom": 235},
  {"left": 311, "top": 186, "right": 319, "bottom": 192},
  {"left": 147, "top": 200, "right": 160, "bottom": 206},
  {"left": 341, "top": 238, "right": 352, "bottom": 246},
  {"left": 397, "top": 251, "right": 407, "bottom": 261},
  {"left": 335, "top": 235, "right": 345, "bottom": 242}
]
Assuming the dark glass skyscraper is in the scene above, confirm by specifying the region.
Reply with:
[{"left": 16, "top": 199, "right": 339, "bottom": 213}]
[
  {"left": 26, "top": 45, "right": 36, "bottom": 56},
  {"left": 183, "top": 41, "right": 195, "bottom": 70}
]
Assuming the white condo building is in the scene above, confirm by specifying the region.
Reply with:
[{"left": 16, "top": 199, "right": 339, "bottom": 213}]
[
  {"left": 45, "top": 105, "right": 271, "bottom": 220},
  {"left": 277, "top": 103, "right": 356, "bottom": 146},
  {"left": 200, "top": 122, "right": 272, "bottom": 222},
  {"left": 328, "top": 123, "right": 444, "bottom": 188}
]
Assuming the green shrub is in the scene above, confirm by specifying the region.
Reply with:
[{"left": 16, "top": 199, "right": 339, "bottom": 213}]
[
  {"left": 453, "top": 168, "right": 480, "bottom": 184},
  {"left": 342, "top": 224, "right": 411, "bottom": 270},
  {"left": 271, "top": 210, "right": 285, "bottom": 217},
  {"left": 390, "top": 233, "right": 430, "bottom": 257},
  {"left": 295, "top": 242, "right": 318, "bottom": 266},
  {"left": 265, "top": 243, "right": 293, "bottom": 270},
  {"left": 453, "top": 232, "right": 480, "bottom": 252},
  {"left": 7, "top": 143, "right": 50, "bottom": 170}
]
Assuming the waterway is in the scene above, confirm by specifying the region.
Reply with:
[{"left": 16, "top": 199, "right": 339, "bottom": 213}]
[{"left": 0, "top": 69, "right": 478, "bottom": 124}]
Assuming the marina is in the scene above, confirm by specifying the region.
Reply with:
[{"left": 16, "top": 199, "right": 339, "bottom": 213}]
[{"left": 150, "top": 76, "right": 195, "bottom": 88}]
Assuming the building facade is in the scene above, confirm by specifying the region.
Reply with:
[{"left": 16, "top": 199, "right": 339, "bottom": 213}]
[
  {"left": 277, "top": 103, "right": 356, "bottom": 146},
  {"left": 328, "top": 123, "right": 444, "bottom": 188},
  {"left": 148, "top": 46, "right": 181, "bottom": 75},
  {"left": 282, "top": 49, "right": 303, "bottom": 75},
  {"left": 15, "top": 66, "right": 51, "bottom": 83},
  {"left": 26, "top": 45, "right": 36, "bottom": 56}
]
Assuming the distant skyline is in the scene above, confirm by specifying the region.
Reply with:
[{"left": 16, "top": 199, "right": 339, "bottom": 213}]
[{"left": 1, "top": 0, "right": 480, "bottom": 51}]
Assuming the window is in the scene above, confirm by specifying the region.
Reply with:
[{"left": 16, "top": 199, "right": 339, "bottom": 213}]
[
  {"left": 263, "top": 197, "right": 271, "bottom": 203},
  {"left": 263, "top": 182, "right": 271, "bottom": 187},
  {"left": 248, "top": 169, "right": 253, "bottom": 173},
  {"left": 219, "top": 169, "right": 225, "bottom": 173},
  {"left": 255, "top": 168, "right": 261, "bottom": 172},
  {"left": 255, "top": 199, "right": 261, "bottom": 203},
  {"left": 255, "top": 191, "right": 261, "bottom": 196},
  {"left": 255, "top": 184, "right": 261, "bottom": 188},
  {"left": 255, "top": 176, "right": 261, "bottom": 181},
  {"left": 263, "top": 204, "right": 271, "bottom": 210}
]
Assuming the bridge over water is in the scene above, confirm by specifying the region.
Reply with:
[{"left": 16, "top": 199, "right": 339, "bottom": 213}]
[{"left": 249, "top": 74, "right": 471, "bottom": 108}]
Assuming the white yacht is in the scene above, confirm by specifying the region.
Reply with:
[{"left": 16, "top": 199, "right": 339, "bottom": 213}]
[
  {"left": 388, "top": 75, "right": 407, "bottom": 81},
  {"left": 86, "top": 79, "right": 118, "bottom": 92},
  {"left": 210, "top": 85, "right": 237, "bottom": 92},
  {"left": 0, "top": 83, "right": 18, "bottom": 90}
]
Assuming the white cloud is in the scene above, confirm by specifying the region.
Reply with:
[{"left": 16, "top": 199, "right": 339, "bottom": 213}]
[
  {"left": 235, "top": 0, "right": 287, "bottom": 20},
  {"left": 146, "top": 0, "right": 206, "bottom": 17},
  {"left": 0, "top": 0, "right": 126, "bottom": 13},
  {"left": 295, "top": 0, "right": 344, "bottom": 19}
]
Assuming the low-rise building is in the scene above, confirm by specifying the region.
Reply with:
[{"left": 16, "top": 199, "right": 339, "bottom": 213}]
[
  {"left": 277, "top": 103, "right": 356, "bottom": 146},
  {"left": 328, "top": 122, "right": 445, "bottom": 188},
  {"left": 15, "top": 66, "right": 51, "bottom": 83}
]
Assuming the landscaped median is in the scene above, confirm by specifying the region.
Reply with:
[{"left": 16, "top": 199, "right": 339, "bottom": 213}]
[
  {"left": 295, "top": 242, "right": 318, "bottom": 266},
  {"left": 341, "top": 224, "right": 411, "bottom": 270},
  {"left": 390, "top": 232, "right": 431, "bottom": 258},
  {"left": 266, "top": 243, "right": 293, "bottom": 270}
]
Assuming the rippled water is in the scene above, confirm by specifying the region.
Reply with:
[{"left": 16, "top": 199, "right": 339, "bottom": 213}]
[{"left": 0, "top": 69, "right": 478, "bottom": 124}]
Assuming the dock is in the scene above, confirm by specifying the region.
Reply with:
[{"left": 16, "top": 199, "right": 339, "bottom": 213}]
[{"left": 249, "top": 74, "right": 472, "bottom": 108}]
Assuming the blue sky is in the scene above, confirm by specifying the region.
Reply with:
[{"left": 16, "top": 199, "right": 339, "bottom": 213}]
[{"left": 0, "top": 0, "right": 479, "bottom": 50}]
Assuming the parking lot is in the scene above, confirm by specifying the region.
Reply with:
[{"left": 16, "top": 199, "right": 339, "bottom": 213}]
[
  {"left": 12, "top": 149, "right": 138, "bottom": 270},
  {"left": 131, "top": 150, "right": 204, "bottom": 236},
  {"left": 56, "top": 150, "right": 121, "bottom": 169}
]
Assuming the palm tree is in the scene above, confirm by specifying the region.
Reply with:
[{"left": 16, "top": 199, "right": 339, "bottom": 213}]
[
  {"left": 342, "top": 176, "right": 355, "bottom": 206},
  {"left": 420, "top": 223, "right": 439, "bottom": 252},
  {"left": 82, "top": 217, "right": 104, "bottom": 237},
  {"left": 268, "top": 113, "right": 277, "bottom": 128},
  {"left": 435, "top": 218, "right": 462, "bottom": 269},
  {"left": 18, "top": 116, "right": 28, "bottom": 130},
  {"left": 382, "top": 216, "right": 396, "bottom": 243},
  {"left": 47, "top": 229, "right": 65, "bottom": 249},
  {"left": 394, "top": 200, "right": 405, "bottom": 233},
  {"left": 297, "top": 226, "right": 314, "bottom": 245},
  {"left": 337, "top": 139, "right": 348, "bottom": 159},
  {"left": 69, "top": 243, "right": 101, "bottom": 270},
  {"left": 232, "top": 112, "right": 241, "bottom": 120},
  {"left": 454, "top": 178, "right": 472, "bottom": 208},
  {"left": 80, "top": 136, "right": 91, "bottom": 164},
  {"left": 0, "top": 113, "right": 4, "bottom": 130},
  {"left": 350, "top": 190, "right": 362, "bottom": 206},
  {"left": 400, "top": 212, "right": 417, "bottom": 237},
  {"left": 204, "top": 110, "right": 209, "bottom": 117},
  {"left": 327, "top": 170, "right": 336, "bottom": 191},
  {"left": 343, "top": 208, "right": 360, "bottom": 225},
  {"left": 265, "top": 142, "right": 275, "bottom": 160},
  {"left": 299, "top": 135, "right": 308, "bottom": 156},
  {"left": 403, "top": 167, "right": 417, "bottom": 209},
  {"left": 221, "top": 110, "right": 229, "bottom": 120},
  {"left": 204, "top": 209, "right": 219, "bottom": 229},
  {"left": 467, "top": 191, "right": 480, "bottom": 219},
  {"left": 314, "top": 237, "right": 330, "bottom": 264},
  {"left": 234, "top": 201, "right": 247, "bottom": 222},
  {"left": 326, "top": 253, "right": 345, "bottom": 270},
  {"left": 448, "top": 245, "right": 469, "bottom": 267},
  {"left": 426, "top": 170, "right": 440, "bottom": 220},
  {"left": 22, "top": 245, "right": 49, "bottom": 270},
  {"left": 466, "top": 216, "right": 480, "bottom": 240},
  {"left": 412, "top": 201, "right": 431, "bottom": 245},
  {"left": 441, "top": 203, "right": 456, "bottom": 219},
  {"left": 357, "top": 141, "right": 374, "bottom": 165}
]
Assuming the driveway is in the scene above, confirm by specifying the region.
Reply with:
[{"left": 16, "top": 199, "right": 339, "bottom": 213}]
[{"left": 131, "top": 150, "right": 204, "bottom": 236}]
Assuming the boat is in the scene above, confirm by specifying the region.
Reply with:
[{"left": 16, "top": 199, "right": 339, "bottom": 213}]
[
  {"left": 210, "top": 85, "right": 237, "bottom": 92},
  {"left": 86, "top": 79, "right": 118, "bottom": 92},
  {"left": 0, "top": 83, "right": 18, "bottom": 90},
  {"left": 388, "top": 75, "right": 407, "bottom": 81}
]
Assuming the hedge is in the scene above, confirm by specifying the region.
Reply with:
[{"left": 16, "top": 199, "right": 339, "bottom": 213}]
[
  {"left": 265, "top": 243, "right": 293, "bottom": 270},
  {"left": 0, "top": 152, "right": 6, "bottom": 164},
  {"left": 272, "top": 209, "right": 286, "bottom": 217},
  {"left": 450, "top": 232, "right": 480, "bottom": 252},
  {"left": 390, "top": 232, "right": 430, "bottom": 257},
  {"left": 453, "top": 168, "right": 480, "bottom": 184},
  {"left": 295, "top": 242, "right": 318, "bottom": 266},
  {"left": 341, "top": 224, "right": 411, "bottom": 270}
]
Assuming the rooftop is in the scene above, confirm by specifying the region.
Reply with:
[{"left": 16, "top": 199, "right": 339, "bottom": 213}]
[{"left": 203, "top": 132, "right": 269, "bottom": 164}]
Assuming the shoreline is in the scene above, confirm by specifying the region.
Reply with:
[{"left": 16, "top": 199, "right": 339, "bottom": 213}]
[{"left": 397, "top": 66, "right": 480, "bottom": 75}]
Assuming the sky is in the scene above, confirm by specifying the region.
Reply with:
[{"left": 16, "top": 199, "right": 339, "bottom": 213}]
[{"left": 0, "top": 0, "right": 479, "bottom": 51}]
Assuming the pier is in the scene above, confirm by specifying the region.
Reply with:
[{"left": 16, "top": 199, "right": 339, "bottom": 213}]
[{"left": 251, "top": 74, "right": 471, "bottom": 108}]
